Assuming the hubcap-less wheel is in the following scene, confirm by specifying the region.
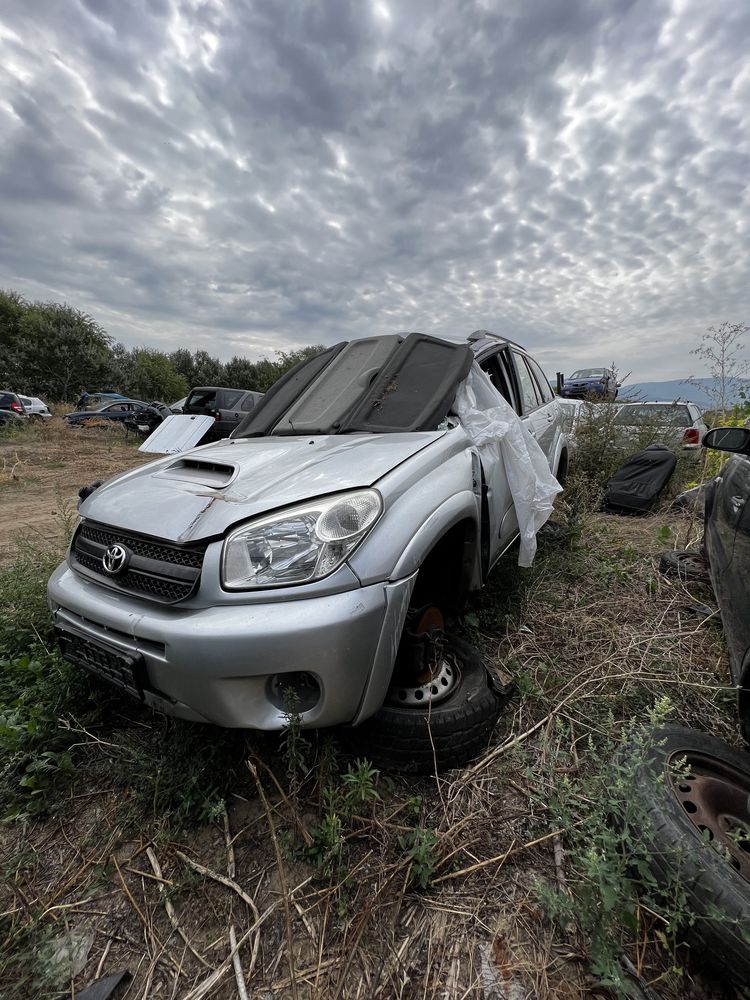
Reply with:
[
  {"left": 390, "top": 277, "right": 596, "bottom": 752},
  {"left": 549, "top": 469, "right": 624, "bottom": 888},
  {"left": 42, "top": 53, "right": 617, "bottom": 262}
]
[
  {"left": 385, "top": 605, "right": 459, "bottom": 709},
  {"left": 669, "top": 750, "right": 750, "bottom": 881},
  {"left": 386, "top": 652, "right": 457, "bottom": 707}
]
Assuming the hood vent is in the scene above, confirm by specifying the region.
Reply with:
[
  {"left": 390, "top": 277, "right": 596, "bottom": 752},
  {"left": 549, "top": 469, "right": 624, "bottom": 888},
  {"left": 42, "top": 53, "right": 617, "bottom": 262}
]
[{"left": 160, "top": 458, "right": 237, "bottom": 489}]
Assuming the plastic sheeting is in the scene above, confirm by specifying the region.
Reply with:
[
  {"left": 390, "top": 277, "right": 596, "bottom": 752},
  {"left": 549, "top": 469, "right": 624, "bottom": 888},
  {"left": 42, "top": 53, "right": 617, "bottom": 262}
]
[{"left": 454, "top": 365, "right": 562, "bottom": 567}]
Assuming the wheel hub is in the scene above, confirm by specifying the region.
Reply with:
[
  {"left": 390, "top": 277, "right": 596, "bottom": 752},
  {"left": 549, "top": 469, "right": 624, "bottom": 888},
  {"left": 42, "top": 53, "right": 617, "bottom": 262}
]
[
  {"left": 386, "top": 653, "right": 457, "bottom": 707},
  {"left": 385, "top": 605, "right": 459, "bottom": 709},
  {"left": 669, "top": 750, "right": 750, "bottom": 882}
]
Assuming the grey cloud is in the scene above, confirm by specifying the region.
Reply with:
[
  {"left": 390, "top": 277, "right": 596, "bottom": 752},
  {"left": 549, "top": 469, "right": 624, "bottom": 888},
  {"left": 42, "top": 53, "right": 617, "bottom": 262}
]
[{"left": 0, "top": 0, "right": 748, "bottom": 378}]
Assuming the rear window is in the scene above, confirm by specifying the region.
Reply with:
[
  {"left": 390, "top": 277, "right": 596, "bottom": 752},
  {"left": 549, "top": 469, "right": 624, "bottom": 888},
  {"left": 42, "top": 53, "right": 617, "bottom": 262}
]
[
  {"left": 614, "top": 404, "right": 692, "bottom": 427},
  {"left": 186, "top": 389, "right": 218, "bottom": 410},
  {"left": 0, "top": 393, "right": 16, "bottom": 407}
]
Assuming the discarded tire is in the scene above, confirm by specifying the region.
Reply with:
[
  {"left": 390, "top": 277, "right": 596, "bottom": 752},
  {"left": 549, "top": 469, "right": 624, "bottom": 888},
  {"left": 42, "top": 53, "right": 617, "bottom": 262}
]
[
  {"left": 658, "top": 549, "right": 710, "bottom": 582},
  {"left": 626, "top": 726, "right": 750, "bottom": 984},
  {"left": 347, "top": 635, "right": 512, "bottom": 774}
]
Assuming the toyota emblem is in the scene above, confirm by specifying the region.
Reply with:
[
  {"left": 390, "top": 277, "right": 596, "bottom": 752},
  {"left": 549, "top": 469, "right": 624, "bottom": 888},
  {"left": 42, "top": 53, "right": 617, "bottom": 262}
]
[{"left": 102, "top": 544, "right": 128, "bottom": 576}]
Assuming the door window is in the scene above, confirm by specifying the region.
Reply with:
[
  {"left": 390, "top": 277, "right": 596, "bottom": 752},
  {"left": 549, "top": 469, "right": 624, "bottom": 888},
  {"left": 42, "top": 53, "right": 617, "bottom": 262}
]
[
  {"left": 478, "top": 351, "right": 521, "bottom": 413},
  {"left": 220, "top": 390, "right": 243, "bottom": 409},
  {"left": 525, "top": 356, "right": 555, "bottom": 404},
  {"left": 512, "top": 352, "right": 542, "bottom": 413}
]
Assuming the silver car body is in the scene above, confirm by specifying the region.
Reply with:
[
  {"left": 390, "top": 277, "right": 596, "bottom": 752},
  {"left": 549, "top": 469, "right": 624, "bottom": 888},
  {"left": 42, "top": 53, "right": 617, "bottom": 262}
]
[
  {"left": 48, "top": 333, "right": 570, "bottom": 731},
  {"left": 613, "top": 401, "right": 708, "bottom": 461},
  {"left": 20, "top": 396, "right": 52, "bottom": 420}
]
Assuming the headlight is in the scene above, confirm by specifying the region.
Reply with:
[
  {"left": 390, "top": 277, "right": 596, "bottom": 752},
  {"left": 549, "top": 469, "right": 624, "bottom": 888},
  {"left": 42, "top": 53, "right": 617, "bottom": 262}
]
[{"left": 222, "top": 489, "right": 383, "bottom": 590}]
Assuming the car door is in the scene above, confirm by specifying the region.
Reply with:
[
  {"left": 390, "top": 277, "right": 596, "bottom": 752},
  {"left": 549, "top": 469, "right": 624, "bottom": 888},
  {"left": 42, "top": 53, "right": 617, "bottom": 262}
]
[
  {"left": 511, "top": 351, "right": 559, "bottom": 467},
  {"left": 216, "top": 389, "right": 244, "bottom": 435},
  {"left": 705, "top": 452, "right": 750, "bottom": 684},
  {"left": 475, "top": 347, "right": 522, "bottom": 568}
]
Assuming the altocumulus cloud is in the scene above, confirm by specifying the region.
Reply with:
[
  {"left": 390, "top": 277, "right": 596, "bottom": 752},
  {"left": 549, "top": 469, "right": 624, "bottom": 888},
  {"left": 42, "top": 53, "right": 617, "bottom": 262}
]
[{"left": 0, "top": 0, "right": 749, "bottom": 378}]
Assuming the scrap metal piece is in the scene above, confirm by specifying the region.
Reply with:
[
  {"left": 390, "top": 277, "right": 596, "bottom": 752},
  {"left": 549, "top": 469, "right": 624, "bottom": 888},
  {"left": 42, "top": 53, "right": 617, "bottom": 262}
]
[{"left": 138, "top": 414, "right": 215, "bottom": 454}]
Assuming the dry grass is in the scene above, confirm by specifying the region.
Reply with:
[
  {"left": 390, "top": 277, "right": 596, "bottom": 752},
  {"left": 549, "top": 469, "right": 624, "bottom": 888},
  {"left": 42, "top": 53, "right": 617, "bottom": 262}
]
[
  {"left": 0, "top": 417, "right": 151, "bottom": 563},
  {"left": 0, "top": 423, "right": 741, "bottom": 999}
]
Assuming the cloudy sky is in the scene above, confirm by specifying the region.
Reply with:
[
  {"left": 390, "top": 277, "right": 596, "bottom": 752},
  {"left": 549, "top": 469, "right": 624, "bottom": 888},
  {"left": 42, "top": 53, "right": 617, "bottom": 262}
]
[{"left": 1, "top": 0, "right": 749, "bottom": 380}]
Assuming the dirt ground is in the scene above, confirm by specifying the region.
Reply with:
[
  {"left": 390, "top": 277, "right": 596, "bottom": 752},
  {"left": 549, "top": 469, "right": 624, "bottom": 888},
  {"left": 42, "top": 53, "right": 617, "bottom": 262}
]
[
  {"left": 0, "top": 421, "right": 744, "bottom": 999},
  {"left": 0, "top": 418, "right": 151, "bottom": 562}
]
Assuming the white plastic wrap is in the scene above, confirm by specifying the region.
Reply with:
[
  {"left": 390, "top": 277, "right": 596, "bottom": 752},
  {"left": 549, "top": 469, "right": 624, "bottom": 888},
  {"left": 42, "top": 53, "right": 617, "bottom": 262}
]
[{"left": 454, "top": 365, "right": 562, "bottom": 567}]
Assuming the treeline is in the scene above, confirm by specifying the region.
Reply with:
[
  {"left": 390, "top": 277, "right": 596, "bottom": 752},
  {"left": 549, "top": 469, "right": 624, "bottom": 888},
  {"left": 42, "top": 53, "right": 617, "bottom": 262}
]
[{"left": 0, "top": 290, "right": 324, "bottom": 403}]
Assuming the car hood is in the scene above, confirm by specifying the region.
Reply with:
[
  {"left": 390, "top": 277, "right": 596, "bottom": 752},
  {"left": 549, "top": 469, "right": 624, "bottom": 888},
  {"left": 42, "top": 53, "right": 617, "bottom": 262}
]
[{"left": 79, "top": 432, "right": 445, "bottom": 543}]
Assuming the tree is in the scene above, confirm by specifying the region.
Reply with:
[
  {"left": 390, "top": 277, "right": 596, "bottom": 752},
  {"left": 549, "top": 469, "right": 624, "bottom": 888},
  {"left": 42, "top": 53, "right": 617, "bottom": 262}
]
[
  {"left": 0, "top": 289, "right": 27, "bottom": 386},
  {"left": 14, "top": 301, "right": 113, "bottom": 400},
  {"left": 688, "top": 321, "right": 750, "bottom": 416},
  {"left": 126, "top": 349, "right": 188, "bottom": 403},
  {"left": 223, "top": 355, "right": 259, "bottom": 390}
]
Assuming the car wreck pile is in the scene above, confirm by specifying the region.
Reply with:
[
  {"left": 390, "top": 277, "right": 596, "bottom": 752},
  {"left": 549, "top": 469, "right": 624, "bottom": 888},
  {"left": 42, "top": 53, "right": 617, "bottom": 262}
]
[{"left": 49, "top": 331, "right": 566, "bottom": 771}]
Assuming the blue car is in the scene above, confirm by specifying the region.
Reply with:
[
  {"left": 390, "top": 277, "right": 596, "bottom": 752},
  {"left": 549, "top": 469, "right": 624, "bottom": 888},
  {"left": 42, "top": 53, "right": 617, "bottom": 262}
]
[{"left": 560, "top": 367, "right": 619, "bottom": 400}]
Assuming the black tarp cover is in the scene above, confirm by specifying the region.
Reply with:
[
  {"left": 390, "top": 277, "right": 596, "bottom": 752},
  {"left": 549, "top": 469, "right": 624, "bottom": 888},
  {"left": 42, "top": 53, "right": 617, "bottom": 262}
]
[{"left": 605, "top": 444, "right": 677, "bottom": 513}]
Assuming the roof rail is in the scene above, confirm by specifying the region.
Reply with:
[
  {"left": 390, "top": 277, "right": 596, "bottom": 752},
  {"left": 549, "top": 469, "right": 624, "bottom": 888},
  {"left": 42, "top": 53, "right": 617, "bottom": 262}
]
[
  {"left": 467, "top": 329, "right": 526, "bottom": 351},
  {"left": 467, "top": 329, "right": 500, "bottom": 342}
]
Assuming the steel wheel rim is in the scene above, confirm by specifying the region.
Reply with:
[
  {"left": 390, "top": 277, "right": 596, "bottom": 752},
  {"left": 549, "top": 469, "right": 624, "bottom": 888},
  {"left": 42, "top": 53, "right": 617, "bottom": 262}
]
[
  {"left": 669, "top": 749, "right": 750, "bottom": 882},
  {"left": 386, "top": 652, "right": 458, "bottom": 708}
]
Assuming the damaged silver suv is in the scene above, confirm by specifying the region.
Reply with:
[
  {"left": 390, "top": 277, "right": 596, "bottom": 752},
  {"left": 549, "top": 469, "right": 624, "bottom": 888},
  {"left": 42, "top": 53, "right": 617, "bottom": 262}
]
[{"left": 48, "top": 331, "right": 568, "bottom": 771}]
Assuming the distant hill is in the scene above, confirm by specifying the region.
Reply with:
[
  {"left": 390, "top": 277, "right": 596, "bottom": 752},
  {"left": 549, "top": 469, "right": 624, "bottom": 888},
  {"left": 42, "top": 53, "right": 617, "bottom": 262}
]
[{"left": 620, "top": 378, "right": 750, "bottom": 407}]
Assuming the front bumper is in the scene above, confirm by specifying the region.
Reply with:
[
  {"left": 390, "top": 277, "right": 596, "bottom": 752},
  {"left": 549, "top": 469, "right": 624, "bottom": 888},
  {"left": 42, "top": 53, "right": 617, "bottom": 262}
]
[
  {"left": 48, "top": 563, "right": 415, "bottom": 730},
  {"left": 561, "top": 384, "right": 606, "bottom": 399}
]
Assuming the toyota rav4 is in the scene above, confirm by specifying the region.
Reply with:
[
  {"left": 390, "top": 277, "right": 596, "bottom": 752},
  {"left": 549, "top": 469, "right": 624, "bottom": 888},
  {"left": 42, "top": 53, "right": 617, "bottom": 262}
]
[{"left": 48, "top": 331, "right": 569, "bottom": 771}]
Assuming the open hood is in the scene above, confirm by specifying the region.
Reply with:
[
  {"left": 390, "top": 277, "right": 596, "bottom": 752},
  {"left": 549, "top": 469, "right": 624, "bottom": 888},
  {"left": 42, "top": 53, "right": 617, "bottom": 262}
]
[{"left": 79, "top": 433, "right": 444, "bottom": 543}]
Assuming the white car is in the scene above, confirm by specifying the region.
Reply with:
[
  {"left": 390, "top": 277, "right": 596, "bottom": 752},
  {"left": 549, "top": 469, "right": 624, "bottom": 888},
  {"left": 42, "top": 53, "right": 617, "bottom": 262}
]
[
  {"left": 613, "top": 401, "right": 708, "bottom": 461},
  {"left": 19, "top": 396, "right": 53, "bottom": 421}
]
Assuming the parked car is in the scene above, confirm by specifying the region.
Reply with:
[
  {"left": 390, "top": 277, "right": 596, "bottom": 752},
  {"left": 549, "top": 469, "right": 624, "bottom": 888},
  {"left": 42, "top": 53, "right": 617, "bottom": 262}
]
[
  {"left": 183, "top": 386, "right": 264, "bottom": 439},
  {"left": 48, "top": 331, "right": 569, "bottom": 771},
  {"left": 19, "top": 395, "right": 52, "bottom": 421},
  {"left": 0, "top": 391, "right": 28, "bottom": 419},
  {"left": 0, "top": 409, "right": 25, "bottom": 429},
  {"left": 170, "top": 397, "right": 187, "bottom": 414},
  {"left": 699, "top": 426, "right": 750, "bottom": 743},
  {"left": 649, "top": 424, "right": 750, "bottom": 982},
  {"left": 77, "top": 392, "right": 130, "bottom": 411},
  {"left": 560, "top": 367, "right": 619, "bottom": 400},
  {"left": 64, "top": 400, "right": 148, "bottom": 426},
  {"left": 613, "top": 401, "right": 707, "bottom": 461}
]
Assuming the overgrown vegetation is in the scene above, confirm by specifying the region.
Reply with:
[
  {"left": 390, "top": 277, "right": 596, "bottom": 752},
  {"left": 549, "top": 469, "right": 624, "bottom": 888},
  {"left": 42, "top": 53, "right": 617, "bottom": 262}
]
[{"left": 0, "top": 362, "right": 745, "bottom": 997}]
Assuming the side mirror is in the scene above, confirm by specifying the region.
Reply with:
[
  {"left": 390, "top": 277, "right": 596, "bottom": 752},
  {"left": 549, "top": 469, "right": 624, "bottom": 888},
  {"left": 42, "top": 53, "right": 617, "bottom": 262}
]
[{"left": 703, "top": 427, "right": 750, "bottom": 454}]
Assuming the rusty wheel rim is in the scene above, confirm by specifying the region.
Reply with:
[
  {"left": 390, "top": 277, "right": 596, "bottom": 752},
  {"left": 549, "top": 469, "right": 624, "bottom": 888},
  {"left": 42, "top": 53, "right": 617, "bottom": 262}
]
[{"left": 669, "top": 750, "right": 750, "bottom": 882}]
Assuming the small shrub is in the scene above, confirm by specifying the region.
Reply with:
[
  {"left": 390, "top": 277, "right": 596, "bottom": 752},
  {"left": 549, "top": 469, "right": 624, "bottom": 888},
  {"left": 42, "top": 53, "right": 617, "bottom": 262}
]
[{"left": 398, "top": 827, "right": 439, "bottom": 888}]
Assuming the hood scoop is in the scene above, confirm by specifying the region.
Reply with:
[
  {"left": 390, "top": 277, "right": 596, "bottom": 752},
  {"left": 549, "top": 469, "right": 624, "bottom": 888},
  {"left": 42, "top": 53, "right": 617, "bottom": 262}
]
[{"left": 159, "top": 458, "right": 237, "bottom": 489}]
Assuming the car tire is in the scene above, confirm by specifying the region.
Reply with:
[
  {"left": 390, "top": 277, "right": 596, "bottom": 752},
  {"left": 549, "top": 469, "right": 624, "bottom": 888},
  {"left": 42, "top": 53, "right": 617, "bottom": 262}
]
[
  {"left": 621, "top": 726, "right": 750, "bottom": 985},
  {"left": 345, "top": 635, "right": 512, "bottom": 774},
  {"left": 658, "top": 549, "right": 710, "bottom": 582}
]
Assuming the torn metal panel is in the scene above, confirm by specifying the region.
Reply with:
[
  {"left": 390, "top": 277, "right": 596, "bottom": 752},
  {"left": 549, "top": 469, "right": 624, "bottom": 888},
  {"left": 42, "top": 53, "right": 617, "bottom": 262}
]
[{"left": 138, "top": 414, "right": 215, "bottom": 454}]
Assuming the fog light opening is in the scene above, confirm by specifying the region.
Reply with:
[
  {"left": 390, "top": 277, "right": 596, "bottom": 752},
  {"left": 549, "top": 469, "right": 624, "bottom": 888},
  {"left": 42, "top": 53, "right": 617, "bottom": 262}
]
[{"left": 268, "top": 671, "right": 321, "bottom": 713}]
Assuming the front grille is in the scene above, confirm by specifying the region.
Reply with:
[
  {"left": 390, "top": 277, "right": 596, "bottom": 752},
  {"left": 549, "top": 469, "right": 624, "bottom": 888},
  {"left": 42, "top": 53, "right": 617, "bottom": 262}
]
[{"left": 71, "top": 522, "right": 208, "bottom": 604}]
